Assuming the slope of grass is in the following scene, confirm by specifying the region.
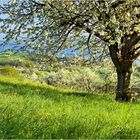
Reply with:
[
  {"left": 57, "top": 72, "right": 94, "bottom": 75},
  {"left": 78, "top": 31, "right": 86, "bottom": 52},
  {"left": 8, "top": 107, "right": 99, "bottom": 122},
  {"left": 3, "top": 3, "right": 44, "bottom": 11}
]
[
  {"left": 0, "top": 73, "right": 140, "bottom": 139},
  {"left": 0, "top": 52, "right": 24, "bottom": 60}
]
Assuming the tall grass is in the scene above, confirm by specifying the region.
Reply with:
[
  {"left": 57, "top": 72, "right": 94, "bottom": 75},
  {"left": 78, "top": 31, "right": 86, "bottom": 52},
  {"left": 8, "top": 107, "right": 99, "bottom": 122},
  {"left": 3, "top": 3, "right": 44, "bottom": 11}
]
[{"left": 0, "top": 73, "right": 140, "bottom": 139}]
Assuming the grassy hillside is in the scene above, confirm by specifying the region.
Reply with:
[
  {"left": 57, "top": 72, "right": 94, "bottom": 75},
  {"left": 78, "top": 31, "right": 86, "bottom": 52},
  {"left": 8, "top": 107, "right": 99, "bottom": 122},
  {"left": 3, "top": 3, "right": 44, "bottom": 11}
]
[
  {"left": 0, "top": 72, "right": 140, "bottom": 139},
  {"left": 0, "top": 52, "right": 24, "bottom": 61}
]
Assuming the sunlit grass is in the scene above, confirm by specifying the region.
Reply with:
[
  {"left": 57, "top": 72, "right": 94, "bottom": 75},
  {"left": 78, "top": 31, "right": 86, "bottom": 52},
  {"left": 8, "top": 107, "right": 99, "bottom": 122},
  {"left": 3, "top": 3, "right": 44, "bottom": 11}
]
[{"left": 0, "top": 73, "right": 140, "bottom": 139}]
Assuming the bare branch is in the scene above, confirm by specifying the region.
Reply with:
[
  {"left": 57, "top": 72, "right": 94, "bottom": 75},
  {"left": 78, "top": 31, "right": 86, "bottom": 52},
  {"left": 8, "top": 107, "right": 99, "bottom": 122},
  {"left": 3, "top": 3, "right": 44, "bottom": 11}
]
[
  {"left": 87, "top": 33, "right": 92, "bottom": 54},
  {"left": 56, "top": 26, "right": 74, "bottom": 52},
  {"left": 46, "top": 25, "right": 75, "bottom": 63}
]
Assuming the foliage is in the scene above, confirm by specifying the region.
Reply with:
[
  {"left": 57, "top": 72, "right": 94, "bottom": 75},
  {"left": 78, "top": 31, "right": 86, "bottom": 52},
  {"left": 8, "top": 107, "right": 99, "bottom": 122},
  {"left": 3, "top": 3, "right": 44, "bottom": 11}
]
[
  {"left": 18, "top": 60, "right": 34, "bottom": 68},
  {"left": 95, "top": 66, "right": 116, "bottom": 91},
  {"left": 131, "top": 65, "right": 140, "bottom": 87},
  {"left": 45, "top": 65, "right": 116, "bottom": 92},
  {"left": 0, "top": 0, "right": 139, "bottom": 57},
  {"left": 36, "top": 71, "right": 45, "bottom": 78}
]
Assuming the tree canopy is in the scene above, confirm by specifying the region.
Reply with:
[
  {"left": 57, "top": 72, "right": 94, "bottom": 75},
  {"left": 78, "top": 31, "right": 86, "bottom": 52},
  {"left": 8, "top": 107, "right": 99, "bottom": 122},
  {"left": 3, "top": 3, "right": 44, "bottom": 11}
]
[{"left": 0, "top": 0, "right": 139, "bottom": 56}]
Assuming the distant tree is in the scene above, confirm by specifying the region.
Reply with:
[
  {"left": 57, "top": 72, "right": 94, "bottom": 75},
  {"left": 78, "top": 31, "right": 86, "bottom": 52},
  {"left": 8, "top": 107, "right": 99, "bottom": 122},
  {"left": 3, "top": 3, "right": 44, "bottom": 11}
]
[{"left": 0, "top": 0, "right": 140, "bottom": 102}]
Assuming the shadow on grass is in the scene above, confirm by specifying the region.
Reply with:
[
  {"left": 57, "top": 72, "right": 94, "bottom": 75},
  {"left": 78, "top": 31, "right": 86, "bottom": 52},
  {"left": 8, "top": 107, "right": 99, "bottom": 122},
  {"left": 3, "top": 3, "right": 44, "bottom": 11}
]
[{"left": 0, "top": 80, "right": 114, "bottom": 102}]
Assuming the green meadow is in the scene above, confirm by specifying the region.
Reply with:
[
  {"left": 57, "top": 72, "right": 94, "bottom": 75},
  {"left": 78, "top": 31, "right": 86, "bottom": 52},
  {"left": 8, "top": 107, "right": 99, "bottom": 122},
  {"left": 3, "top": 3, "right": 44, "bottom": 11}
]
[
  {"left": 0, "top": 72, "right": 140, "bottom": 139},
  {"left": 0, "top": 0, "right": 140, "bottom": 138}
]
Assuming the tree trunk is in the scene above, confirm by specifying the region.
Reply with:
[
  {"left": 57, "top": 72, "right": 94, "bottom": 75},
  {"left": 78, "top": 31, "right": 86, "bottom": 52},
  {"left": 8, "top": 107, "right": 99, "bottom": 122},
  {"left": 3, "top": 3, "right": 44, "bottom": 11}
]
[
  {"left": 108, "top": 44, "right": 136, "bottom": 102},
  {"left": 115, "top": 67, "right": 132, "bottom": 102}
]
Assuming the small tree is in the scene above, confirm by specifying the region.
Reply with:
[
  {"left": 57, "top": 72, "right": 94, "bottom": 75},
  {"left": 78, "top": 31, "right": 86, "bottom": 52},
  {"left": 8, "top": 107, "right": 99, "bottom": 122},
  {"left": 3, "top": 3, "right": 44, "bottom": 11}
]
[{"left": 0, "top": 0, "right": 140, "bottom": 102}]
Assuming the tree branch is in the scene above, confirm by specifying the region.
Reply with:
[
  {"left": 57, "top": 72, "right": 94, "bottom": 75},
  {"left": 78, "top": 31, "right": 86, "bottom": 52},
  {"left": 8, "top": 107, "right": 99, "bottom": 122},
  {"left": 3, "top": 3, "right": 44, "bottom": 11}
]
[
  {"left": 86, "top": 32, "right": 92, "bottom": 57},
  {"left": 134, "top": 46, "right": 140, "bottom": 52},
  {"left": 111, "top": 1, "right": 125, "bottom": 9},
  {"left": 94, "top": 32, "right": 109, "bottom": 43},
  {"left": 108, "top": 43, "right": 120, "bottom": 69},
  {"left": 129, "top": 33, "right": 140, "bottom": 48},
  {"left": 133, "top": 51, "right": 140, "bottom": 60},
  {"left": 30, "top": 0, "right": 45, "bottom": 6},
  {"left": 121, "top": 32, "right": 140, "bottom": 57}
]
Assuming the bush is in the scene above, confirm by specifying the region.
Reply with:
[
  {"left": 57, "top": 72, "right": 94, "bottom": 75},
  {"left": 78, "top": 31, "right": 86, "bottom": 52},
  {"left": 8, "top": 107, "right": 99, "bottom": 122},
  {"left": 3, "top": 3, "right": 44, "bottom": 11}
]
[
  {"left": 19, "top": 60, "right": 34, "bottom": 68},
  {"left": 131, "top": 68, "right": 140, "bottom": 88},
  {"left": 45, "top": 66, "right": 110, "bottom": 92},
  {"left": 95, "top": 66, "right": 116, "bottom": 92},
  {"left": 36, "top": 71, "right": 45, "bottom": 78}
]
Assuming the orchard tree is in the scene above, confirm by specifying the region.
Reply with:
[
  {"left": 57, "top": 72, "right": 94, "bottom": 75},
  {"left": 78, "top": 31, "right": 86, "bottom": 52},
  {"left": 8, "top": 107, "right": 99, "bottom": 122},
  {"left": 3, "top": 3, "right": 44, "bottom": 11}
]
[{"left": 0, "top": 0, "right": 140, "bottom": 102}]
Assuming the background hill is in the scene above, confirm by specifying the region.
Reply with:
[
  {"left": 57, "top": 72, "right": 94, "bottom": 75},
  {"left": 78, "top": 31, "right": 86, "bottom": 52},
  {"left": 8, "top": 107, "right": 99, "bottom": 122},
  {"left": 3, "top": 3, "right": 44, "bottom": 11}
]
[{"left": 0, "top": 51, "right": 140, "bottom": 93}]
